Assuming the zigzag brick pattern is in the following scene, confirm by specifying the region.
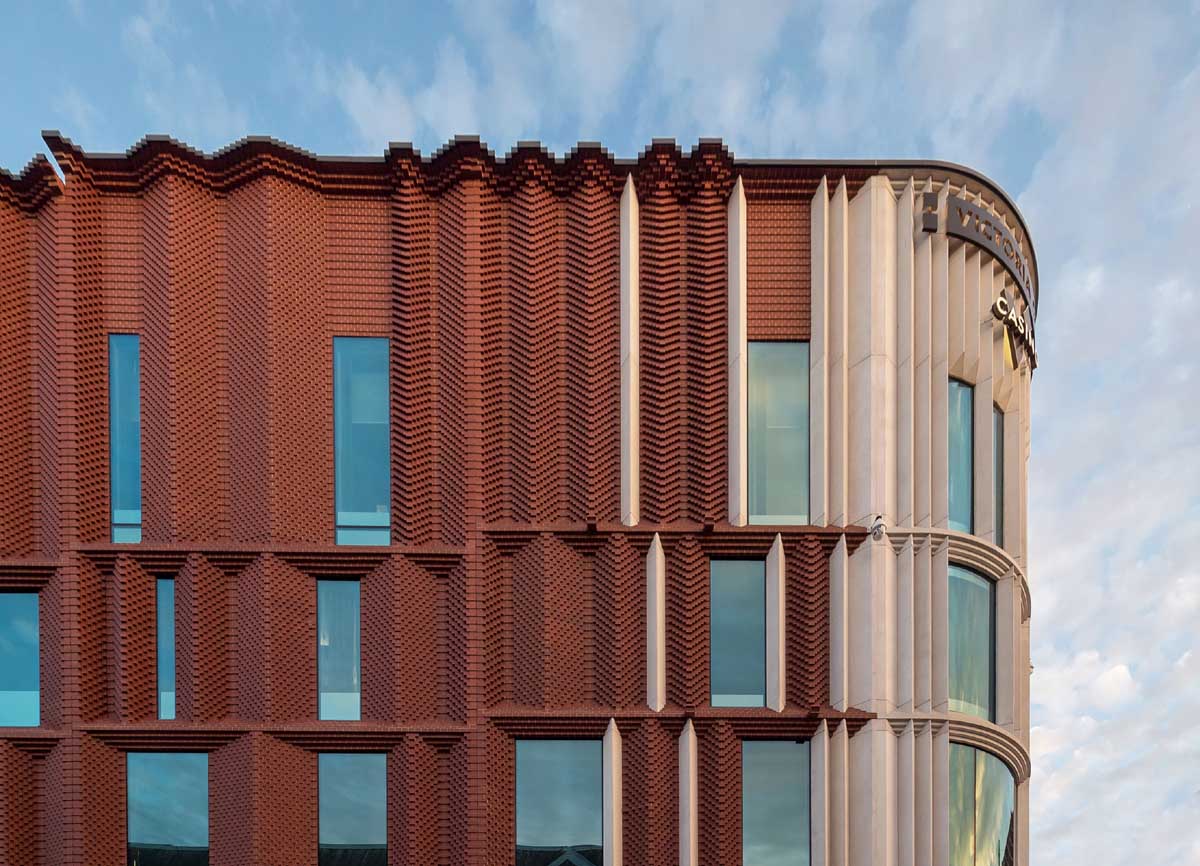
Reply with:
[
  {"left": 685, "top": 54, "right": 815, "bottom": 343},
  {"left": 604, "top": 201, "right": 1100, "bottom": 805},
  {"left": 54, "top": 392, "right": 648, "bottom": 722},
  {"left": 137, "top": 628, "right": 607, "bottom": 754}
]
[{"left": 0, "top": 135, "right": 869, "bottom": 864}]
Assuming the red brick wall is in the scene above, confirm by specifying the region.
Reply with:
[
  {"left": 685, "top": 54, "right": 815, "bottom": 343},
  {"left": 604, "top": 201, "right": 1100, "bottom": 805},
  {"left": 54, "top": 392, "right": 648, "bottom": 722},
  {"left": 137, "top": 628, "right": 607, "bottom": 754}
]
[{"left": 0, "top": 137, "right": 871, "bottom": 865}]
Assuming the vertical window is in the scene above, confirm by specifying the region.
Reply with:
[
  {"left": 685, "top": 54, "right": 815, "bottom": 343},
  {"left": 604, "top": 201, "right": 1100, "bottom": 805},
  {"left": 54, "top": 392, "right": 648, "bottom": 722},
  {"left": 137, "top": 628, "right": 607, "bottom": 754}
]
[
  {"left": 110, "top": 333, "right": 142, "bottom": 543},
  {"left": 948, "top": 378, "right": 974, "bottom": 533},
  {"left": 749, "top": 342, "right": 810, "bottom": 524},
  {"left": 0, "top": 592, "right": 39, "bottom": 727},
  {"left": 127, "top": 752, "right": 209, "bottom": 866},
  {"left": 334, "top": 337, "right": 390, "bottom": 546},
  {"left": 156, "top": 578, "right": 176, "bottom": 720},
  {"left": 948, "top": 565, "right": 995, "bottom": 721},
  {"left": 515, "top": 739, "right": 602, "bottom": 866},
  {"left": 993, "top": 405, "right": 1004, "bottom": 548},
  {"left": 743, "top": 740, "right": 810, "bottom": 866},
  {"left": 711, "top": 560, "right": 765, "bottom": 707},
  {"left": 950, "top": 744, "right": 1016, "bottom": 866},
  {"left": 317, "top": 580, "right": 361, "bottom": 721},
  {"left": 319, "top": 753, "right": 387, "bottom": 866}
]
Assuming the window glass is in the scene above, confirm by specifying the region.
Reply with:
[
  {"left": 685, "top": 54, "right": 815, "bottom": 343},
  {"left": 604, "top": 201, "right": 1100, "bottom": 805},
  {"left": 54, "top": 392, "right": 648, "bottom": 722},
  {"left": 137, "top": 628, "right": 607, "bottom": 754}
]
[
  {"left": 749, "top": 342, "right": 810, "bottom": 524},
  {"left": 110, "top": 333, "right": 142, "bottom": 543},
  {"left": 334, "top": 337, "right": 390, "bottom": 545},
  {"left": 515, "top": 739, "right": 602, "bottom": 866},
  {"left": 743, "top": 740, "right": 810, "bottom": 866},
  {"left": 711, "top": 560, "right": 766, "bottom": 707},
  {"left": 319, "top": 753, "right": 387, "bottom": 866},
  {"left": 127, "top": 752, "right": 208, "bottom": 866},
  {"left": 993, "top": 406, "right": 1004, "bottom": 548},
  {"left": 0, "top": 592, "right": 39, "bottom": 727},
  {"left": 949, "top": 378, "right": 974, "bottom": 533},
  {"left": 317, "top": 580, "right": 361, "bottom": 721},
  {"left": 156, "top": 578, "right": 175, "bottom": 720},
  {"left": 948, "top": 566, "right": 994, "bottom": 721},
  {"left": 950, "top": 744, "right": 1016, "bottom": 866}
]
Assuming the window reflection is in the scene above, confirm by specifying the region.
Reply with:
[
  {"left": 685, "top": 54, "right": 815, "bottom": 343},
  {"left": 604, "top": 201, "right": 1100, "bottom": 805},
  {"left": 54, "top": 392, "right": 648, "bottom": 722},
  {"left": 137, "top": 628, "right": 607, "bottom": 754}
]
[
  {"left": 950, "top": 744, "right": 1016, "bottom": 866},
  {"left": 110, "top": 334, "right": 142, "bottom": 543},
  {"left": 156, "top": 578, "right": 175, "bottom": 720},
  {"left": 948, "top": 565, "right": 995, "bottom": 721},
  {"left": 710, "top": 560, "right": 766, "bottom": 707},
  {"left": 334, "top": 337, "right": 390, "bottom": 546},
  {"left": 749, "top": 342, "right": 810, "bottom": 524},
  {"left": 127, "top": 752, "right": 208, "bottom": 866},
  {"left": 515, "top": 739, "right": 602, "bottom": 866},
  {"left": 949, "top": 378, "right": 974, "bottom": 533},
  {"left": 0, "top": 592, "right": 39, "bottom": 727},
  {"left": 743, "top": 740, "right": 810, "bottom": 866},
  {"left": 317, "top": 580, "right": 361, "bottom": 721},
  {"left": 319, "top": 752, "right": 387, "bottom": 866}
]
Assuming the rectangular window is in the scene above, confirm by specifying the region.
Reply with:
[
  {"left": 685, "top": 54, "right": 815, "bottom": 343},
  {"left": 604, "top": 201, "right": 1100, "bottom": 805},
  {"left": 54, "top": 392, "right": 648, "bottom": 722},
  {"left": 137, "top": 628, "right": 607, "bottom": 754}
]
[
  {"left": 319, "top": 753, "right": 387, "bottom": 866},
  {"left": 127, "top": 752, "right": 209, "bottom": 866},
  {"left": 743, "top": 740, "right": 810, "bottom": 866},
  {"left": 156, "top": 578, "right": 175, "bottom": 720},
  {"left": 334, "top": 337, "right": 390, "bottom": 545},
  {"left": 711, "top": 560, "right": 766, "bottom": 707},
  {"left": 749, "top": 342, "right": 810, "bottom": 524},
  {"left": 0, "top": 592, "right": 39, "bottom": 727},
  {"left": 515, "top": 739, "right": 603, "bottom": 866},
  {"left": 950, "top": 743, "right": 1016, "bottom": 866},
  {"left": 948, "top": 378, "right": 974, "bottom": 533},
  {"left": 317, "top": 580, "right": 361, "bottom": 721},
  {"left": 948, "top": 565, "right": 995, "bottom": 721},
  {"left": 110, "top": 333, "right": 142, "bottom": 543},
  {"left": 993, "top": 405, "right": 1004, "bottom": 548}
]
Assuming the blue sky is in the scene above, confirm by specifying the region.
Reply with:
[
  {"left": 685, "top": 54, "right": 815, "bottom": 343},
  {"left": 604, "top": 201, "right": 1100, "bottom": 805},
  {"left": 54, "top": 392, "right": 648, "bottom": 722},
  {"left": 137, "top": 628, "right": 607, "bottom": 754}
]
[{"left": 3, "top": 1, "right": 1199, "bottom": 863}]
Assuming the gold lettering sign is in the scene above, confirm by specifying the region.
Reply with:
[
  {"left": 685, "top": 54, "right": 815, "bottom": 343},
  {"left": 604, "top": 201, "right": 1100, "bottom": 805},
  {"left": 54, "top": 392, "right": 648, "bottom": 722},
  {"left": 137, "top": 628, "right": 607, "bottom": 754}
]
[{"left": 992, "top": 294, "right": 1036, "bottom": 366}]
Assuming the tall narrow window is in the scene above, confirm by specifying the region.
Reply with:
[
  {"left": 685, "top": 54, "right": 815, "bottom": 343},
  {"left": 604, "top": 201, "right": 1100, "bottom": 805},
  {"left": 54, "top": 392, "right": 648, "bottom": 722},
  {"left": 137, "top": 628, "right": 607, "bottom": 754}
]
[
  {"left": 334, "top": 337, "right": 390, "bottom": 545},
  {"left": 110, "top": 333, "right": 142, "bottom": 543},
  {"left": 950, "top": 744, "right": 1016, "bottom": 866},
  {"left": 515, "top": 739, "right": 602, "bottom": 866},
  {"left": 156, "top": 578, "right": 175, "bottom": 720},
  {"left": 319, "top": 753, "right": 387, "bottom": 866},
  {"left": 0, "top": 592, "right": 39, "bottom": 727},
  {"left": 993, "top": 405, "right": 1004, "bottom": 548},
  {"left": 743, "top": 740, "right": 810, "bottom": 866},
  {"left": 127, "top": 752, "right": 209, "bottom": 866},
  {"left": 711, "top": 560, "right": 766, "bottom": 707},
  {"left": 317, "top": 580, "right": 361, "bottom": 721},
  {"left": 749, "top": 342, "right": 810, "bottom": 524},
  {"left": 948, "top": 565, "right": 995, "bottom": 721},
  {"left": 948, "top": 378, "right": 974, "bottom": 533}
]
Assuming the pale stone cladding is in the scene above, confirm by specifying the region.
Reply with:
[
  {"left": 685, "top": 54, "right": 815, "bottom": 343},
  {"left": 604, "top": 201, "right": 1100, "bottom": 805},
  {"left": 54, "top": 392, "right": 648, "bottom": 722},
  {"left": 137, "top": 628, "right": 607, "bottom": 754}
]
[{"left": 625, "top": 165, "right": 1036, "bottom": 866}]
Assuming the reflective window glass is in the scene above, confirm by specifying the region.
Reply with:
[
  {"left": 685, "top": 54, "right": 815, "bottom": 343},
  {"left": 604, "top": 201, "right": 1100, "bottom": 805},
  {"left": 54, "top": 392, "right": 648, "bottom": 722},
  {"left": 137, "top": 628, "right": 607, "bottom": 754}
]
[
  {"left": 743, "top": 740, "right": 810, "bottom": 866},
  {"left": 515, "top": 739, "right": 602, "bottom": 866},
  {"left": 949, "top": 566, "right": 994, "bottom": 721},
  {"left": 110, "top": 334, "right": 142, "bottom": 543},
  {"left": 993, "top": 406, "right": 1004, "bottom": 548},
  {"left": 319, "top": 753, "right": 387, "bottom": 866},
  {"left": 711, "top": 560, "right": 766, "bottom": 707},
  {"left": 127, "top": 752, "right": 208, "bottom": 866},
  {"left": 334, "top": 337, "right": 390, "bottom": 546},
  {"left": 156, "top": 578, "right": 175, "bottom": 720},
  {"left": 0, "top": 592, "right": 39, "bottom": 727},
  {"left": 317, "top": 580, "right": 361, "bottom": 721},
  {"left": 749, "top": 342, "right": 810, "bottom": 524},
  {"left": 950, "top": 744, "right": 1016, "bottom": 866},
  {"left": 949, "top": 378, "right": 974, "bottom": 533}
]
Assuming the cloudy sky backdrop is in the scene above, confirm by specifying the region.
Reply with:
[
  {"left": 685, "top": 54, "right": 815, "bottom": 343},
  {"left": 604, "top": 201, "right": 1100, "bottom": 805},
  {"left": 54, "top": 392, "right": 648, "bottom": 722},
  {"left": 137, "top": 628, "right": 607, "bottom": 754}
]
[{"left": 3, "top": 1, "right": 1197, "bottom": 862}]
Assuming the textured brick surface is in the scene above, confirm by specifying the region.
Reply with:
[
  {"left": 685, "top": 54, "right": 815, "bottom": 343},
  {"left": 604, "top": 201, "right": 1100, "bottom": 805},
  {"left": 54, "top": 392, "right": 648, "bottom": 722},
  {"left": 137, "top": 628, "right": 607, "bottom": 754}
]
[{"left": 0, "top": 135, "right": 874, "bottom": 865}]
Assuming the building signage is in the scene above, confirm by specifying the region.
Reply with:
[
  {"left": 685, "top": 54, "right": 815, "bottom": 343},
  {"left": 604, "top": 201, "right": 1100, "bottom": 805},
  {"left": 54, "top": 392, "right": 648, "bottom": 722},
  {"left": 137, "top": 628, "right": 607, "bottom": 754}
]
[
  {"left": 921, "top": 192, "right": 1038, "bottom": 320},
  {"left": 992, "top": 292, "right": 1036, "bottom": 366}
]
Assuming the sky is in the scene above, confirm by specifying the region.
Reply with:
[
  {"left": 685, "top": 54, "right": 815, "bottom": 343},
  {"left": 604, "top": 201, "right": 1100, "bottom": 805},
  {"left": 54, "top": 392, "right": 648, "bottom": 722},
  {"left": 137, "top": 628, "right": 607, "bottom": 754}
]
[{"left": 3, "top": 1, "right": 1199, "bottom": 862}]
